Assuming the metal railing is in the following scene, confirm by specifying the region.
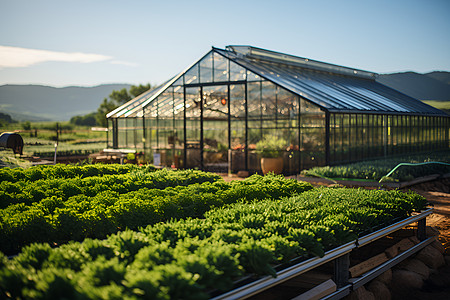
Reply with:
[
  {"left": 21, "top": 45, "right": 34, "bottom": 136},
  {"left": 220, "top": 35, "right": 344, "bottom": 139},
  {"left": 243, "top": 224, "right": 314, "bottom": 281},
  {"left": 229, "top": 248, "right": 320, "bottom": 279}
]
[{"left": 212, "top": 208, "right": 433, "bottom": 300}]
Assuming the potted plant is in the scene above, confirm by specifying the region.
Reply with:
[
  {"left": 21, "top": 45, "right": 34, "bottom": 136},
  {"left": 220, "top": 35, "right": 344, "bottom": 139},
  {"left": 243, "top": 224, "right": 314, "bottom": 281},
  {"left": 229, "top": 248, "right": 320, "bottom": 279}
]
[{"left": 256, "top": 136, "right": 287, "bottom": 175}]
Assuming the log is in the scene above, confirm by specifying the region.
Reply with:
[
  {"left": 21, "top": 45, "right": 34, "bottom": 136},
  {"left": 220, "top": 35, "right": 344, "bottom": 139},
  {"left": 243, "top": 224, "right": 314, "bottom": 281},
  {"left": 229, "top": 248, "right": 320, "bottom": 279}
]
[
  {"left": 291, "top": 279, "right": 336, "bottom": 300},
  {"left": 350, "top": 253, "right": 389, "bottom": 278}
]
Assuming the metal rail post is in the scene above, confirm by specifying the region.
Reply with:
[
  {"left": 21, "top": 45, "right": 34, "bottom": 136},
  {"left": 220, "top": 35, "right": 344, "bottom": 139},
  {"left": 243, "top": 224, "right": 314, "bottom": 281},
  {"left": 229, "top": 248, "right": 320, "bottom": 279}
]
[
  {"left": 417, "top": 218, "right": 426, "bottom": 241},
  {"left": 334, "top": 253, "right": 350, "bottom": 288}
]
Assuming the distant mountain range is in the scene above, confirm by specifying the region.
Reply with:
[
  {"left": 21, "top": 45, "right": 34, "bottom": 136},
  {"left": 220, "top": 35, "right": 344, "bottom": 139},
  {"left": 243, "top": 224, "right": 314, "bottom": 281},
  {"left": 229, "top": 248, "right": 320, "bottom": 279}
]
[
  {"left": 0, "top": 71, "right": 449, "bottom": 122},
  {"left": 0, "top": 84, "right": 131, "bottom": 121},
  {"left": 377, "top": 71, "right": 450, "bottom": 101}
]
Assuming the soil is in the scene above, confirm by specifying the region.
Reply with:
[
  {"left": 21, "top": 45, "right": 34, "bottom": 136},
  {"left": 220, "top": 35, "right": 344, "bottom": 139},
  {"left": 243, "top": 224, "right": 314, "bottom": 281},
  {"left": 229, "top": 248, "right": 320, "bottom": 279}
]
[{"left": 405, "top": 178, "right": 450, "bottom": 250}]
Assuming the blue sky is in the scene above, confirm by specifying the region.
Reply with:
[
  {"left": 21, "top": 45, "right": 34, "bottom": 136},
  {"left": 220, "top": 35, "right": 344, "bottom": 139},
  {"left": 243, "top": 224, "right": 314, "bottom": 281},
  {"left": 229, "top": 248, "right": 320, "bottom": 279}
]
[{"left": 0, "top": 0, "right": 449, "bottom": 87}]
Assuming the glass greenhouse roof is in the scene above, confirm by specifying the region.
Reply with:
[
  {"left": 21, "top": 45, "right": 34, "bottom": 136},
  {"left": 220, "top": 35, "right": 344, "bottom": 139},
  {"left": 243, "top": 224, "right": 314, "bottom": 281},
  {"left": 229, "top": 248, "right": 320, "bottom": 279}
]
[
  {"left": 107, "top": 46, "right": 447, "bottom": 118},
  {"left": 216, "top": 47, "right": 445, "bottom": 116}
]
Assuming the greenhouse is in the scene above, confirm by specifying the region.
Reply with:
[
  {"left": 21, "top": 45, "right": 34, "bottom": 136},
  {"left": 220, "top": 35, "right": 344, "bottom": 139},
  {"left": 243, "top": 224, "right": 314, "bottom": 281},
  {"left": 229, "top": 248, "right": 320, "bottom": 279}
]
[{"left": 106, "top": 46, "right": 449, "bottom": 174}]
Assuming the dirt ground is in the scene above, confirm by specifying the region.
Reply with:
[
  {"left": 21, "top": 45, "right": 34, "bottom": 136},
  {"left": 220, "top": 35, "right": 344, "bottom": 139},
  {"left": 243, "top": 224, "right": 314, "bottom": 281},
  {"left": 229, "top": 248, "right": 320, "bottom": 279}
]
[{"left": 404, "top": 177, "right": 450, "bottom": 251}]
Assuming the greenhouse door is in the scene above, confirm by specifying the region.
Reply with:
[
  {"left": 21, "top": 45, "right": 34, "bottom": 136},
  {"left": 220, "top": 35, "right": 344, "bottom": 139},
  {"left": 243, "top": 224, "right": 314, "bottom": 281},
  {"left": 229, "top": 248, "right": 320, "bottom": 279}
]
[
  {"left": 184, "top": 85, "right": 229, "bottom": 172},
  {"left": 185, "top": 86, "right": 202, "bottom": 169},
  {"left": 202, "top": 85, "right": 229, "bottom": 172}
]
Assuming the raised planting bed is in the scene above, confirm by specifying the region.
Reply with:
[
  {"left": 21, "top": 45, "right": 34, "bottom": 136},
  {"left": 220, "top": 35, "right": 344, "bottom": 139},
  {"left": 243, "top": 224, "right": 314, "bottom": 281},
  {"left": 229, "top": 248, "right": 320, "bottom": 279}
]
[
  {"left": 0, "top": 183, "right": 429, "bottom": 299},
  {"left": 0, "top": 166, "right": 311, "bottom": 254},
  {"left": 218, "top": 209, "right": 434, "bottom": 300}
]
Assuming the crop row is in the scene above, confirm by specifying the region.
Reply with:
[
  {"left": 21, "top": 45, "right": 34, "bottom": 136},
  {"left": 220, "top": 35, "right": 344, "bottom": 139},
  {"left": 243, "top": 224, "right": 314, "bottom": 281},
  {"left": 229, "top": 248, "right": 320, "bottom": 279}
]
[
  {"left": 0, "top": 187, "right": 428, "bottom": 299},
  {"left": 0, "top": 173, "right": 312, "bottom": 254},
  {"left": 0, "top": 167, "right": 222, "bottom": 208},
  {"left": 302, "top": 150, "right": 450, "bottom": 181},
  {"left": 0, "top": 163, "right": 154, "bottom": 183}
]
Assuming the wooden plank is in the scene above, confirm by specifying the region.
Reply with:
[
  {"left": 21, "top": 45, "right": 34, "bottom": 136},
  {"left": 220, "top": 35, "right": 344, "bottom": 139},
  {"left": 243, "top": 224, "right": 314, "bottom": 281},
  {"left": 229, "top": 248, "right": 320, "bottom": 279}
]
[
  {"left": 349, "top": 253, "right": 388, "bottom": 278},
  {"left": 291, "top": 279, "right": 337, "bottom": 300},
  {"left": 385, "top": 237, "right": 416, "bottom": 258}
]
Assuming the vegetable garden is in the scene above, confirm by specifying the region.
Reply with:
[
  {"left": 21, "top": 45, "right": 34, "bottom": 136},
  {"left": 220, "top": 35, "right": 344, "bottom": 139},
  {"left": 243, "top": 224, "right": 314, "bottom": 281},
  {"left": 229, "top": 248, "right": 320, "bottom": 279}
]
[{"left": 0, "top": 164, "right": 429, "bottom": 299}]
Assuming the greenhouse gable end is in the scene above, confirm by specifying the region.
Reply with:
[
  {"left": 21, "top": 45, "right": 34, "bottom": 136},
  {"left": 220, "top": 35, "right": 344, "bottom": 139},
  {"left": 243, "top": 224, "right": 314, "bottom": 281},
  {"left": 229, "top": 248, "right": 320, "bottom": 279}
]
[{"left": 106, "top": 45, "right": 449, "bottom": 174}]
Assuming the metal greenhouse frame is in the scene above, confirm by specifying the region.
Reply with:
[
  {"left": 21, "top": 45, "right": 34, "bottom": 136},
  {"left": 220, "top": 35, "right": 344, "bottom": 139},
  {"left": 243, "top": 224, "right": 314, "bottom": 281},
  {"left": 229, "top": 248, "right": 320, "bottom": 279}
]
[{"left": 106, "top": 46, "right": 449, "bottom": 174}]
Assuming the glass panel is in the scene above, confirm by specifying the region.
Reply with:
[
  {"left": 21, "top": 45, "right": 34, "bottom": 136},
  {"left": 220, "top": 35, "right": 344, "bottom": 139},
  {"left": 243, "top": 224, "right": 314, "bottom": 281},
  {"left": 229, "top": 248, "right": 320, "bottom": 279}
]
[
  {"left": 142, "top": 98, "right": 157, "bottom": 118},
  {"left": 277, "top": 87, "right": 298, "bottom": 127},
  {"left": 118, "top": 119, "right": 127, "bottom": 148},
  {"left": 230, "top": 121, "right": 246, "bottom": 172},
  {"left": 229, "top": 61, "right": 246, "bottom": 81},
  {"left": 185, "top": 64, "right": 199, "bottom": 85},
  {"left": 185, "top": 87, "right": 201, "bottom": 119},
  {"left": 230, "top": 84, "right": 245, "bottom": 118},
  {"left": 230, "top": 84, "right": 246, "bottom": 172},
  {"left": 300, "top": 97, "right": 325, "bottom": 169},
  {"left": 203, "top": 85, "right": 228, "bottom": 172},
  {"left": 173, "top": 86, "right": 184, "bottom": 117},
  {"left": 157, "top": 89, "right": 173, "bottom": 118},
  {"left": 247, "top": 70, "right": 261, "bottom": 81},
  {"left": 247, "top": 81, "right": 261, "bottom": 120},
  {"left": 301, "top": 128, "right": 325, "bottom": 169},
  {"left": 261, "top": 81, "right": 276, "bottom": 120},
  {"left": 135, "top": 118, "right": 144, "bottom": 150},
  {"left": 173, "top": 90, "right": 184, "bottom": 167},
  {"left": 199, "top": 52, "right": 213, "bottom": 83},
  {"left": 148, "top": 116, "right": 157, "bottom": 152},
  {"left": 107, "top": 119, "right": 113, "bottom": 148},
  {"left": 172, "top": 75, "right": 183, "bottom": 86},
  {"left": 213, "top": 52, "right": 228, "bottom": 82},
  {"left": 185, "top": 87, "right": 201, "bottom": 169},
  {"left": 203, "top": 86, "right": 228, "bottom": 120}
]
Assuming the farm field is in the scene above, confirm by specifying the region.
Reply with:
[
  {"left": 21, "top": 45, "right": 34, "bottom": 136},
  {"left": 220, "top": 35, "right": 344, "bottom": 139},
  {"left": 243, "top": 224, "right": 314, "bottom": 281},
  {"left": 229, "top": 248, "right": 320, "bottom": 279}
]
[
  {"left": 0, "top": 164, "right": 433, "bottom": 299},
  {"left": 1, "top": 121, "right": 106, "bottom": 158}
]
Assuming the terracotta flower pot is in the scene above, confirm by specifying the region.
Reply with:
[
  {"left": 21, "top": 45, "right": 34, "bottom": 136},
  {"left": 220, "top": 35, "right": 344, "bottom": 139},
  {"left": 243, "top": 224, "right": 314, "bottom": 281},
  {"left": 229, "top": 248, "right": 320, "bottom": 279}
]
[{"left": 261, "top": 157, "right": 283, "bottom": 175}]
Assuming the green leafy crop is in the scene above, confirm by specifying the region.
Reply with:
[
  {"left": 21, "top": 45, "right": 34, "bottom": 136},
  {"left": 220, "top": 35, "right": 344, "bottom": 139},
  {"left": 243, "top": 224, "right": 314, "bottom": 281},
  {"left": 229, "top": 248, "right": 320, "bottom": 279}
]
[{"left": 0, "top": 185, "right": 427, "bottom": 299}]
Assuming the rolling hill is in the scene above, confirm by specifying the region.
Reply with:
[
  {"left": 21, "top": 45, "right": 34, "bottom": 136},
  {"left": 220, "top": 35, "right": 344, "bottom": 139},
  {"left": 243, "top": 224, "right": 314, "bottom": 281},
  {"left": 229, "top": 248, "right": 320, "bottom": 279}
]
[
  {"left": 0, "top": 84, "right": 131, "bottom": 121},
  {"left": 377, "top": 71, "right": 450, "bottom": 101}
]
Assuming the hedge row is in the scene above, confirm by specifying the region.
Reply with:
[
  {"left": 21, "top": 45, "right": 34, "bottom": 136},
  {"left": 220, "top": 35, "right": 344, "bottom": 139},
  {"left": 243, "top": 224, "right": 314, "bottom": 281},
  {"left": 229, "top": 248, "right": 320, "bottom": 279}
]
[{"left": 0, "top": 187, "right": 428, "bottom": 299}]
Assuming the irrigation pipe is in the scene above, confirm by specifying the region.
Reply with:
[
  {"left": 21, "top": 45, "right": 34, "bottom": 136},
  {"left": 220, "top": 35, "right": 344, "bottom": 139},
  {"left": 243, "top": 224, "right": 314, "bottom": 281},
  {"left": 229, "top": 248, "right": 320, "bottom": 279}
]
[
  {"left": 379, "top": 161, "right": 450, "bottom": 183},
  {"left": 303, "top": 171, "right": 338, "bottom": 184}
]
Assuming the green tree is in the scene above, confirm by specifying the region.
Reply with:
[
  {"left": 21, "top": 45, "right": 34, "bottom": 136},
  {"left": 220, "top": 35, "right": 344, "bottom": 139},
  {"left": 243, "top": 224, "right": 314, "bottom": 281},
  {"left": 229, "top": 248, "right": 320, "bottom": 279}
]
[
  {"left": 130, "top": 83, "right": 151, "bottom": 97},
  {"left": 95, "top": 84, "right": 152, "bottom": 128},
  {"left": 109, "top": 88, "right": 132, "bottom": 105},
  {"left": 70, "top": 112, "right": 97, "bottom": 126},
  {"left": 0, "top": 112, "right": 14, "bottom": 123},
  {"left": 96, "top": 99, "right": 117, "bottom": 127},
  {"left": 21, "top": 121, "right": 31, "bottom": 131}
]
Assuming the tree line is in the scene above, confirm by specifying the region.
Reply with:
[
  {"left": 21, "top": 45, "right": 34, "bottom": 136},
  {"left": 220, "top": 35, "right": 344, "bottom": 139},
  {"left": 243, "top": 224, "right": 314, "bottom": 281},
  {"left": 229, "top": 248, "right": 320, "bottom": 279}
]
[{"left": 70, "top": 83, "right": 152, "bottom": 127}]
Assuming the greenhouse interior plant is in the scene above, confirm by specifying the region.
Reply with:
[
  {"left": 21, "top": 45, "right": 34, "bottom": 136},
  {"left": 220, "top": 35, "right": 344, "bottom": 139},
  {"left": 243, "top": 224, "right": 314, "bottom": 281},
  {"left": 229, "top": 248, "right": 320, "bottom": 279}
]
[{"left": 256, "top": 136, "right": 287, "bottom": 175}]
